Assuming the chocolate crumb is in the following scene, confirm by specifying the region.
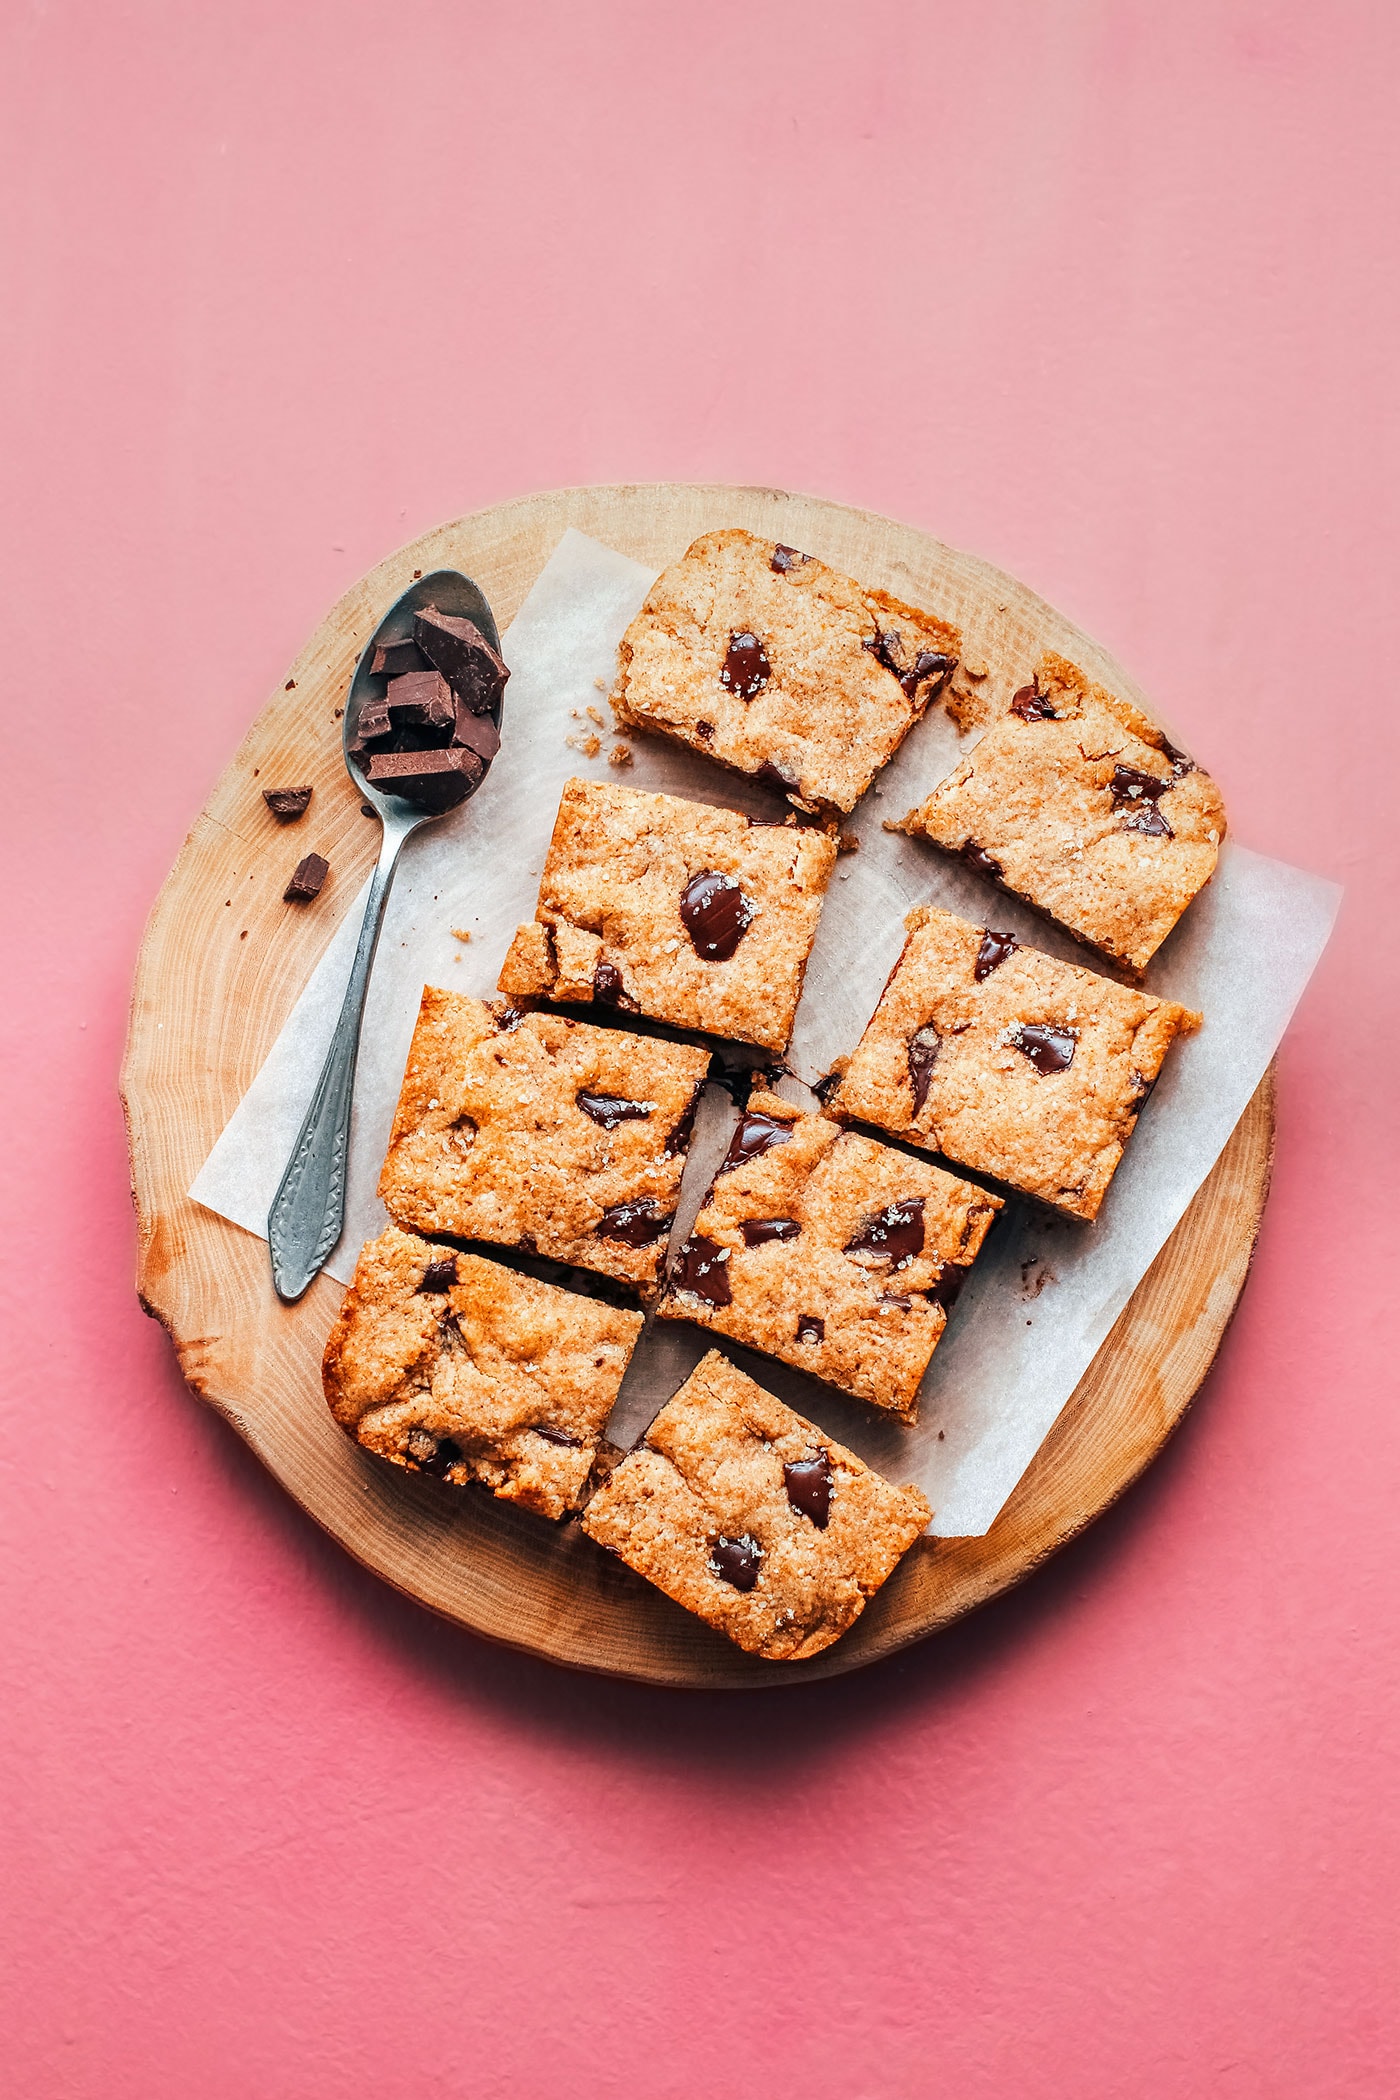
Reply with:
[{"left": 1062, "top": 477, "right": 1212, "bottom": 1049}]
[
  {"left": 284, "top": 853, "right": 329, "bottom": 903},
  {"left": 262, "top": 786, "right": 313, "bottom": 822}
]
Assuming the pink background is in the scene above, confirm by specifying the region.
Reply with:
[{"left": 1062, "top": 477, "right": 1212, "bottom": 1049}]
[{"left": 3, "top": 3, "right": 1397, "bottom": 2093}]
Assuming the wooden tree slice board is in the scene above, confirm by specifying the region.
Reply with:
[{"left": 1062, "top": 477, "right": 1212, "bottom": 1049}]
[{"left": 121, "top": 483, "right": 1274, "bottom": 1688}]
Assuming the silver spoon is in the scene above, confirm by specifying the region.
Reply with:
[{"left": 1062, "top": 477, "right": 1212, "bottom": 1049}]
[{"left": 267, "top": 568, "right": 504, "bottom": 1302}]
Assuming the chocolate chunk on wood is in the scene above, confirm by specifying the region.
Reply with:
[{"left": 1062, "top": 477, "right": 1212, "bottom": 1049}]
[
  {"left": 413, "top": 606, "right": 510, "bottom": 715},
  {"left": 262, "top": 787, "right": 312, "bottom": 821},
  {"left": 284, "top": 853, "right": 330, "bottom": 902}
]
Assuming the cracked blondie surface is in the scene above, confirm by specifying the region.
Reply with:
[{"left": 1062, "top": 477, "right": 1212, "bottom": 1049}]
[
  {"left": 379, "top": 990, "right": 709, "bottom": 1288},
  {"left": 611, "top": 527, "right": 961, "bottom": 813},
  {"left": 324, "top": 1226, "right": 643, "bottom": 1521},
  {"left": 830, "top": 904, "right": 1200, "bottom": 1221},
  {"left": 899, "top": 652, "right": 1227, "bottom": 973},
  {"left": 498, "top": 778, "right": 836, "bottom": 1053},
  {"left": 579, "top": 1350, "right": 931, "bottom": 1660},
  {"left": 657, "top": 1091, "right": 1000, "bottom": 1418}
]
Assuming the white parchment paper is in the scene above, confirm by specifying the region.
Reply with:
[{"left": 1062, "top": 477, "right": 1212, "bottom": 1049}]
[{"left": 191, "top": 529, "right": 1339, "bottom": 1535}]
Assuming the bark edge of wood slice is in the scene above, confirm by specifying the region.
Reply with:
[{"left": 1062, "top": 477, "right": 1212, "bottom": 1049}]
[{"left": 121, "top": 482, "right": 1275, "bottom": 1689}]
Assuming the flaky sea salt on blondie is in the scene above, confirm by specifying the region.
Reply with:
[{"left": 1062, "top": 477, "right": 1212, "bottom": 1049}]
[
  {"left": 611, "top": 527, "right": 961, "bottom": 813},
  {"left": 323, "top": 1226, "right": 643, "bottom": 1521},
  {"left": 579, "top": 1350, "right": 931, "bottom": 1660},
  {"left": 379, "top": 991, "right": 709, "bottom": 1289},
  {"left": 657, "top": 1091, "right": 1000, "bottom": 1418},
  {"left": 829, "top": 904, "right": 1200, "bottom": 1221},
  {"left": 498, "top": 778, "right": 837, "bottom": 1053},
  {"left": 898, "top": 652, "right": 1227, "bottom": 973}
]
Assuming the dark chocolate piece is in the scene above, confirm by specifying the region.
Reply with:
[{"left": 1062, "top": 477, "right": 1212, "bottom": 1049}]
[
  {"left": 406, "top": 1428, "right": 464, "bottom": 1479},
  {"left": 679, "top": 869, "right": 754, "bottom": 962},
  {"left": 283, "top": 853, "right": 330, "bottom": 903},
  {"left": 930, "top": 1262, "right": 967, "bottom": 1311},
  {"left": 371, "top": 637, "right": 427, "bottom": 678},
  {"left": 363, "top": 746, "right": 482, "bottom": 812},
  {"left": 350, "top": 694, "right": 392, "bottom": 746},
  {"left": 975, "top": 928, "right": 1019, "bottom": 980},
  {"left": 416, "top": 1256, "right": 458, "bottom": 1293},
  {"left": 1010, "top": 1023, "right": 1077, "bottom": 1076},
  {"left": 796, "top": 1313, "right": 825, "bottom": 1345},
  {"left": 740, "top": 1217, "right": 801, "bottom": 1246},
  {"left": 709, "top": 1533, "right": 762, "bottom": 1591},
  {"left": 865, "top": 630, "right": 955, "bottom": 702},
  {"left": 961, "top": 842, "right": 1003, "bottom": 879},
  {"left": 770, "top": 543, "right": 808, "bottom": 573},
  {"left": 671, "top": 1235, "right": 732, "bottom": 1307},
  {"left": 1110, "top": 764, "right": 1174, "bottom": 838},
  {"left": 450, "top": 704, "right": 501, "bottom": 765},
  {"left": 1011, "top": 683, "right": 1058, "bottom": 721},
  {"left": 596, "top": 1200, "right": 672, "bottom": 1246},
  {"left": 719, "top": 631, "right": 771, "bottom": 700},
  {"left": 695, "top": 719, "right": 715, "bottom": 740},
  {"left": 576, "top": 1091, "right": 656, "bottom": 1130},
  {"left": 413, "top": 606, "right": 510, "bottom": 715},
  {"left": 907, "top": 1024, "right": 941, "bottom": 1115},
  {"left": 709, "top": 1053, "right": 786, "bottom": 1108},
  {"left": 386, "top": 669, "right": 456, "bottom": 731},
  {"left": 811, "top": 1070, "right": 843, "bottom": 1107},
  {"left": 664, "top": 1082, "right": 704, "bottom": 1158},
  {"left": 533, "top": 1423, "right": 581, "bottom": 1447},
  {"left": 718, "top": 1108, "right": 794, "bottom": 1174},
  {"left": 783, "top": 1455, "right": 832, "bottom": 1528},
  {"left": 845, "top": 1197, "right": 925, "bottom": 1267},
  {"left": 1161, "top": 738, "right": 1195, "bottom": 777},
  {"left": 878, "top": 1291, "right": 912, "bottom": 1311},
  {"left": 592, "top": 958, "right": 635, "bottom": 1008},
  {"left": 262, "top": 786, "right": 312, "bottom": 822}
]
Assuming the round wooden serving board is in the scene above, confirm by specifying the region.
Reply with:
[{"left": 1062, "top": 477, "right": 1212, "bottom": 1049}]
[{"left": 121, "top": 484, "right": 1274, "bottom": 1688}]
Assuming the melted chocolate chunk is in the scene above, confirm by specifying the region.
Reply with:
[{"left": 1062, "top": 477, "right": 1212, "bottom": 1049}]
[
  {"left": 407, "top": 1429, "right": 464, "bottom": 1479},
  {"left": 754, "top": 758, "right": 800, "bottom": 797},
  {"left": 770, "top": 543, "right": 808, "bottom": 573},
  {"left": 796, "top": 1313, "right": 825, "bottom": 1345},
  {"left": 783, "top": 1455, "right": 832, "bottom": 1528},
  {"left": 679, "top": 870, "right": 754, "bottom": 961},
  {"left": 695, "top": 719, "right": 715, "bottom": 740},
  {"left": 283, "top": 853, "right": 330, "bottom": 903},
  {"left": 961, "top": 842, "right": 1003, "bottom": 880},
  {"left": 811, "top": 1069, "right": 844, "bottom": 1106},
  {"left": 1110, "top": 764, "right": 1175, "bottom": 838},
  {"left": 930, "top": 1262, "right": 967, "bottom": 1311},
  {"left": 878, "top": 1291, "right": 912, "bottom": 1311},
  {"left": 417, "top": 1256, "right": 458, "bottom": 1293},
  {"left": 533, "top": 1423, "right": 581, "bottom": 1447},
  {"left": 845, "top": 1198, "right": 926, "bottom": 1266},
  {"left": 864, "top": 630, "right": 955, "bottom": 702},
  {"left": 719, "top": 631, "right": 771, "bottom": 700},
  {"left": 740, "top": 1217, "right": 801, "bottom": 1246},
  {"left": 718, "top": 1109, "right": 794, "bottom": 1173},
  {"left": 1011, "top": 683, "right": 1058, "bottom": 720},
  {"left": 907, "top": 1026, "right": 941, "bottom": 1115},
  {"left": 596, "top": 1200, "right": 672, "bottom": 1246},
  {"left": 709, "top": 1052, "right": 786, "bottom": 1108},
  {"left": 664, "top": 1082, "right": 704, "bottom": 1157},
  {"left": 1161, "top": 738, "right": 1195, "bottom": 777},
  {"left": 263, "top": 786, "right": 312, "bottom": 821},
  {"left": 592, "top": 958, "right": 635, "bottom": 1008},
  {"left": 1011, "top": 1022, "right": 1077, "bottom": 1075},
  {"left": 576, "top": 1090, "right": 655, "bottom": 1130},
  {"left": 710, "top": 1533, "right": 762, "bottom": 1591},
  {"left": 975, "top": 928, "right": 1019, "bottom": 980},
  {"left": 671, "top": 1235, "right": 732, "bottom": 1306}
]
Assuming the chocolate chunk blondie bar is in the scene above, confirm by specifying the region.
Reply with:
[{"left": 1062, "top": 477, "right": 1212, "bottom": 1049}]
[
  {"left": 657, "top": 1091, "right": 1000, "bottom": 1417},
  {"left": 497, "top": 778, "right": 837, "bottom": 1053},
  {"left": 828, "top": 904, "right": 1200, "bottom": 1221},
  {"left": 579, "top": 1350, "right": 931, "bottom": 1659},
  {"left": 610, "top": 528, "right": 961, "bottom": 813},
  {"left": 898, "top": 652, "right": 1227, "bottom": 973},
  {"left": 324, "top": 1226, "right": 643, "bottom": 1521},
  {"left": 379, "top": 991, "right": 710, "bottom": 1288}
]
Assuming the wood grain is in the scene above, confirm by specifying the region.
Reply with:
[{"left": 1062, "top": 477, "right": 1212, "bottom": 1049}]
[{"left": 120, "top": 483, "right": 1274, "bottom": 1687}]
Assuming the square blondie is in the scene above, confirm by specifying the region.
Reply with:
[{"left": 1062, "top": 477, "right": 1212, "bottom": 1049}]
[
  {"left": 611, "top": 527, "right": 961, "bottom": 813},
  {"left": 829, "top": 904, "right": 1200, "bottom": 1221},
  {"left": 497, "top": 778, "right": 837, "bottom": 1054},
  {"left": 899, "top": 652, "right": 1227, "bottom": 973},
  {"left": 656, "top": 1091, "right": 1000, "bottom": 1418},
  {"left": 323, "top": 1226, "right": 643, "bottom": 1522},
  {"left": 379, "top": 991, "right": 710, "bottom": 1289},
  {"left": 579, "top": 1350, "right": 931, "bottom": 1660}
]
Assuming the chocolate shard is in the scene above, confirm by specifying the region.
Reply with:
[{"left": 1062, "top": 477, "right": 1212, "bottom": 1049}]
[
  {"left": 284, "top": 853, "right": 330, "bottom": 902},
  {"left": 719, "top": 631, "right": 771, "bottom": 699},
  {"left": 907, "top": 1025, "right": 941, "bottom": 1116},
  {"left": 386, "top": 669, "right": 456, "bottom": 731},
  {"left": 417, "top": 1256, "right": 459, "bottom": 1292},
  {"left": 865, "top": 630, "right": 956, "bottom": 702},
  {"left": 533, "top": 1423, "right": 581, "bottom": 1447},
  {"left": 371, "top": 636, "right": 427, "bottom": 678},
  {"left": 664, "top": 1081, "right": 704, "bottom": 1158},
  {"left": 1110, "top": 764, "right": 1175, "bottom": 838},
  {"left": 413, "top": 606, "right": 510, "bottom": 715},
  {"left": 670, "top": 1235, "right": 732, "bottom": 1307},
  {"left": 679, "top": 869, "right": 754, "bottom": 962},
  {"left": 1010, "top": 1022, "right": 1077, "bottom": 1075},
  {"left": 975, "top": 928, "right": 1019, "bottom": 980},
  {"left": 1011, "top": 683, "right": 1059, "bottom": 721},
  {"left": 709, "top": 1533, "right": 762, "bottom": 1591},
  {"left": 262, "top": 786, "right": 312, "bottom": 822},
  {"left": 450, "top": 703, "right": 501, "bottom": 765},
  {"left": 364, "top": 746, "right": 483, "bottom": 813},
  {"left": 349, "top": 694, "right": 393, "bottom": 747},
  {"left": 845, "top": 1197, "right": 925, "bottom": 1267},
  {"left": 783, "top": 1454, "right": 832, "bottom": 1528}
]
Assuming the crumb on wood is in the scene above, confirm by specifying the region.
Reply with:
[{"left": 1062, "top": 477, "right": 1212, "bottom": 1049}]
[
  {"left": 608, "top": 742, "right": 633, "bottom": 768},
  {"left": 285, "top": 679, "right": 296, "bottom": 690}
]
